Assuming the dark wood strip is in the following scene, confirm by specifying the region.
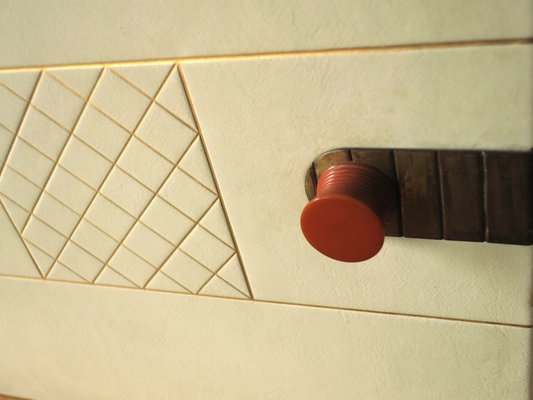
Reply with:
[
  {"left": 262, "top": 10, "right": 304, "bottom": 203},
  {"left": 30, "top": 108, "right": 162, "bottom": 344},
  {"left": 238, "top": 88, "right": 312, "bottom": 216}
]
[
  {"left": 394, "top": 150, "right": 443, "bottom": 239},
  {"left": 485, "top": 151, "right": 533, "bottom": 245},
  {"left": 306, "top": 148, "right": 532, "bottom": 245},
  {"left": 351, "top": 149, "right": 401, "bottom": 236},
  {"left": 438, "top": 151, "right": 484, "bottom": 242},
  {"left": 313, "top": 149, "right": 351, "bottom": 179}
]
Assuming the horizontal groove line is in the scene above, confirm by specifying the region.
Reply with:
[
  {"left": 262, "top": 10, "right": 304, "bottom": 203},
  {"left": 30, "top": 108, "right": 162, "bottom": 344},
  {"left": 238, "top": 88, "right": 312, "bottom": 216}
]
[
  {"left": 89, "top": 107, "right": 198, "bottom": 164},
  {"left": 0, "top": 274, "right": 528, "bottom": 328},
  {"left": 0, "top": 38, "right": 531, "bottom": 72},
  {"left": 257, "top": 299, "right": 533, "bottom": 329}
]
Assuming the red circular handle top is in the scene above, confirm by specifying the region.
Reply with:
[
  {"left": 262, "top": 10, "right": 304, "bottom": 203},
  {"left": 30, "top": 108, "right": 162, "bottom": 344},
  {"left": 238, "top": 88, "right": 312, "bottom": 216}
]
[{"left": 301, "top": 162, "right": 396, "bottom": 262}]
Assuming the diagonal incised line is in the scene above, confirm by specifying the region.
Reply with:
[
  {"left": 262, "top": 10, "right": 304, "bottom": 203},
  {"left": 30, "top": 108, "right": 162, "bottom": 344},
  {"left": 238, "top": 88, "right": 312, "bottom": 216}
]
[
  {"left": 148, "top": 269, "right": 193, "bottom": 294},
  {"left": 109, "top": 69, "right": 155, "bottom": 101},
  {"left": 0, "top": 37, "right": 531, "bottom": 73},
  {"left": 112, "top": 64, "right": 199, "bottom": 133},
  {"left": 46, "top": 72, "right": 88, "bottom": 101},
  {"left": 109, "top": 64, "right": 202, "bottom": 135},
  {"left": 180, "top": 246, "right": 251, "bottom": 297},
  {"left": 154, "top": 99, "right": 198, "bottom": 133},
  {"left": 3, "top": 135, "right": 196, "bottom": 251},
  {"left": 2, "top": 62, "right": 249, "bottom": 298},
  {"left": 194, "top": 251, "right": 235, "bottom": 295},
  {"left": 46, "top": 67, "right": 174, "bottom": 280},
  {"left": 90, "top": 65, "right": 186, "bottom": 283},
  {"left": 177, "top": 163, "right": 218, "bottom": 195},
  {"left": 96, "top": 265, "right": 141, "bottom": 288},
  {"left": 94, "top": 74, "right": 208, "bottom": 286},
  {"left": 0, "top": 198, "right": 45, "bottom": 278},
  {"left": 53, "top": 260, "right": 90, "bottom": 282},
  {"left": 40, "top": 69, "right": 107, "bottom": 278},
  {"left": 0, "top": 72, "right": 46, "bottom": 279},
  {"left": 0, "top": 81, "right": 27, "bottom": 101},
  {"left": 177, "top": 64, "right": 255, "bottom": 299},
  {"left": 141, "top": 197, "right": 218, "bottom": 289},
  {"left": 29, "top": 104, "right": 71, "bottom": 132},
  {"left": 20, "top": 69, "right": 105, "bottom": 237},
  {"left": 47, "top": 68, "right": 120, "bottom": 103},
  {"left": 92, "top": 134, "right": 202, "bottom": 285},
  {"left": 28, "top": 104, "right": 159, "bottom": 188},
  {"left": 179, "top": 246, "right": 225, "bottom": 280},
  {"left": 0, "top": 121, "right": 16, "bottom": 134},
  {"left": 0, "top": 71, "right": 43, "bottom": 183},
  {"left": 23, "top": 206, "right": 188, "bottom": 284},
  {"left": 1, "top": 271, "right": 532, "bottom": 328},
  {"left": 86, "top": 90, "right": 198, "bottom": 167},
  {"left": 24, "top": 225, "right": 139, "bottom": 288},
  {"left": 85, "top": 103, "right": 133, "bottom": 134},
  {"left": 215, "top": 275, "right": 251, "bottom": 298}
]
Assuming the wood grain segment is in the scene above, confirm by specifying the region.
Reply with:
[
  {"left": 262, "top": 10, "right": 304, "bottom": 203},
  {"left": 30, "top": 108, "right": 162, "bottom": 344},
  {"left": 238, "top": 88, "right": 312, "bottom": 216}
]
[
  {"left": 485, "top": 151, "right": 533, "bottom": 245},
  {"left": 394, "top": 150, "right": 443, "bottom": 239},
  {"left": 438, "top": 151, "right": 484, "bottom": 242},
  {"left": 305, "top": 148, "right": 532, "bottom": 245},
  {"left": 350, "top": 149, "right": 402, "bottom": 236}
]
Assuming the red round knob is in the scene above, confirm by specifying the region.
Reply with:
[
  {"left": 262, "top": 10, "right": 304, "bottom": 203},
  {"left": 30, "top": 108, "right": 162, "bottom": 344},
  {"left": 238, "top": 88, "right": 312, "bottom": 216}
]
[{"left": 301, "top": 162, "right": 396, "bottom": 262}]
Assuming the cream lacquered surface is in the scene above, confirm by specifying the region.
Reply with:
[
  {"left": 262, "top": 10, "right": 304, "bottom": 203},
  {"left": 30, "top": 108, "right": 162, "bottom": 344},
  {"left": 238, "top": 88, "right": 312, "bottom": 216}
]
[
  {"left": 181, "top": 44, "right": 533, "bottom": 325},
  {"left": 0, "top": 1, "right": 531, "bottom": 399}
]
